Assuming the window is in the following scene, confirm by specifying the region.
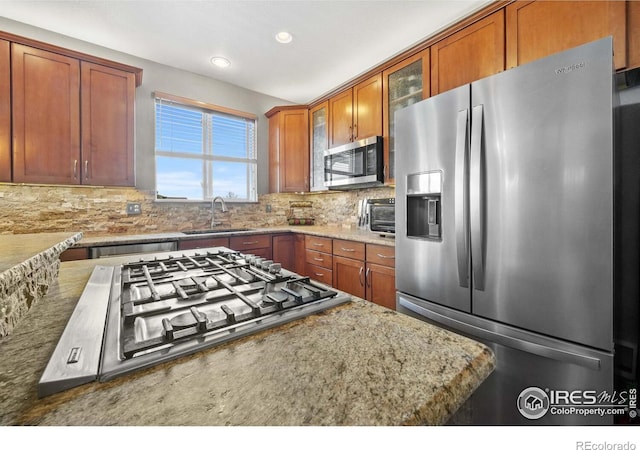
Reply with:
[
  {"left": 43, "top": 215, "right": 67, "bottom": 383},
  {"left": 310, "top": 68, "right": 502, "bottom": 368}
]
[{"left": 154, "top": 92, "right": 257, "bottom": 202}]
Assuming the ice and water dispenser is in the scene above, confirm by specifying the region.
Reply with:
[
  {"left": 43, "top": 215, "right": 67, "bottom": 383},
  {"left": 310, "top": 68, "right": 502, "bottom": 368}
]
[{"left": 406, "top": 171, "right": 442, "bottom": 239}]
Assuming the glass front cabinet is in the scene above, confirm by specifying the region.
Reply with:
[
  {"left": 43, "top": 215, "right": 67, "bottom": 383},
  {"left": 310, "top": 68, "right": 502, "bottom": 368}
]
[
  {"left": 309, "top": 101, "right": 328, "bottom": 191},
  {"left": 382, "top": 49, "right": 430, "bottom": 184}
]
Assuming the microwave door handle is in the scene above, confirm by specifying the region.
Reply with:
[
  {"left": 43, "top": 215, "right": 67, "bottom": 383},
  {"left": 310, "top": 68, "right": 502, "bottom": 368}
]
[
  {"left": 455, "top": 109, "right": 470, "bottom": 288},
  {"left": 470, "top": 104, "right": 485, "bottom": 291}
]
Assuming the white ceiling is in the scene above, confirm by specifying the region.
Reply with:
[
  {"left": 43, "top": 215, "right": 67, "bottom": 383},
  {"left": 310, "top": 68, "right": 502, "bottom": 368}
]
[{"left": 0, "top": 0, "right": 493, "bottom": 104}]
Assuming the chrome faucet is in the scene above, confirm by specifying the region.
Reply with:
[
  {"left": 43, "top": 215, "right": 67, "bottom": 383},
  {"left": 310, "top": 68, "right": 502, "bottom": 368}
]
[{"left": 210, "top": 196, "right": 228, "bottom": 228}]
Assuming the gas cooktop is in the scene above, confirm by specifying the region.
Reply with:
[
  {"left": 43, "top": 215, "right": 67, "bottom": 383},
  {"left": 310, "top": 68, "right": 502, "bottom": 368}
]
[{"left": 39, "top": 248, "right": 350, "bottom": 397}]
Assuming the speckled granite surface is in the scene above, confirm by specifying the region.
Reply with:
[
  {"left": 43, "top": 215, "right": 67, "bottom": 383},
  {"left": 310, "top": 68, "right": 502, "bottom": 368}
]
[
  {"left": 74, "top": 225, "right": 395, "bottom": 248},
  {"left": 0, "top": 232, "right": 82, "bottom": 337},
  {"left": 0, "top": 256, "right": 494, "bottom": 426}
]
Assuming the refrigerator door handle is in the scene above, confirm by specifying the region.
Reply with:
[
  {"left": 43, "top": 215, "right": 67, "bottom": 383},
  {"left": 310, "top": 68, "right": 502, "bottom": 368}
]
[
  {"left": 455, "top": 109, "right": 469, "bottom": 288},
  {"left": 470, "top": 104, "right": 485, "bottom": 291},
  {"left": 398, "top": 296, "right": 603, "bottom": 371}
]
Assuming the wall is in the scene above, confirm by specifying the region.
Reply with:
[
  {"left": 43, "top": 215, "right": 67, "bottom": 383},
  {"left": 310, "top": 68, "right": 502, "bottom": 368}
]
[
  {"left": 0, "top": 184, "right": 394, "bottom": 235},
  {"left": 0, "top": 18, "right": 395, "bottom": 236}
]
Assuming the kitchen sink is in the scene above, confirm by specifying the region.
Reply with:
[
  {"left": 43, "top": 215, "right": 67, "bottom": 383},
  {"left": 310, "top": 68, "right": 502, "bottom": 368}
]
[{"left": 181, "top": 228, "right": 251, "bottom": 235}]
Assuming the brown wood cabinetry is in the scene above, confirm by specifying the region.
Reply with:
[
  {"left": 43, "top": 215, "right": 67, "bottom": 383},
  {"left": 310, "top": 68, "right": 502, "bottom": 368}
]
[
  {"left": 382, "top": 49, "right": 430, "bottom": 184},
  {"left": 506, "top": 1, "right": 627, "bottom": 70},
  {"left": 267, "top": 107, "right": 309, "bottom": 193},
  {"left": 305, "top": 235, "right": 333, "bottom": 285},
  {"left": 81, "top": 61, "right": 135, "bottom": 186},
  {"left": 332, "top": 240, "right": 396, "bottom": 310},
  {"left": 329, "top": 73, "right": 382, "bottom": 147},
  {"left": 272, "top": 234, "right": 295, "bottom": 272},
  {"left": 629, "top": 1, "right": 640, "bottom": 70},
  {"left": 12, "top": 44, "right": 81, "bottom": 184},
  {"left": 178, "top": 237, "right": 229, "bottom": 250},
  {"left": 0, "top": 39, "right": 10, "bottom": 182},
  {"left": 365, "top": 244, "right": 396, "bottom": 310},
  {"left": 309, "top": 101, "right": 328, "bottom": 191},
  {"left": 430, "top": 9, "right": 505, "bottom": 95},
  {"left": 229, "top": 234, "right": 272, "bottom": 259},
  {"left": 59, "top": 246, "right": 89, "bottom": 262}
]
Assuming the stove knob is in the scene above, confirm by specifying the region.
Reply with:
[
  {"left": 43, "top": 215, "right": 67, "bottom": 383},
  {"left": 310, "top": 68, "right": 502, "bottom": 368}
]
[
  {"left": 261, "top": 260, "right": 274, "bottom": 270},
  {"left": 269, "top": 263, "right": 282, "bottom": 274},
  {"left": 253, "top": 257, "right": 264, "bottom": 267}
]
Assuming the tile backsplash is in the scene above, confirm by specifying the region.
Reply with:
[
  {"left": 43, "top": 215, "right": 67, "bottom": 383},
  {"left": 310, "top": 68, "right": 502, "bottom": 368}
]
[{"left": 0, "top": 184, "right": 394, "bottom": 235}]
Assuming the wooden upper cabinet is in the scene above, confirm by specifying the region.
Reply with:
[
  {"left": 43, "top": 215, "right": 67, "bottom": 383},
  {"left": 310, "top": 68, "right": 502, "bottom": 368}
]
[
  {"left": 267, "top": 107, "right": 309, "bottom": 193},
  {"left": 353, "top": 73, "right": 382, "bottom": 142},
  {"left": 309, "top": 101, "right": 328, "bottom": 191},
  {"left": 506, "top": 1, "right": 627, "bottom": 70},
  {"left": 328, "top": 88, "right": 353, "bottom": 147},
  {"left": 0, "top": 40, "right": 10, "bottom": 182},
  {"left": 328, "top": 73, "right": 382, "bottom": 147},
  {"left": 81, "top": 62, "right": 135, "bottom": 186},
  {"left": 12, "top": 43, "right": 81, "bottom": 184},
  {"left": 431, "top": 9, "right": 505, "bottom": 95},
  {"left": 383, "top": 49, "right": 430, "bottom": 184}
]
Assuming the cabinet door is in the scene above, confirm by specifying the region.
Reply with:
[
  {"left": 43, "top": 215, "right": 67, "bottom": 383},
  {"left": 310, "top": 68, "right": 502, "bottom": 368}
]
[
  {"left": 506, "top": 1, "right": 627, "bottom": 70},
  {"left": 81, "top": 62, "right": 135, "bottom": 186},
  {"left": 353, "top": 73, "right": 382, "bottom": 141},
  {"left": 12, "top": 44, "right": 80, "bottom": 184},
  {"left": 269, "top": 108, "right": 309, "bottom": 193},
  {"left": 0, "top": 39, "right": 9, "bottom": 182},
  {"left": 309, "top": 102, "right": 328, "bottom": 191},
  {"left": 333, "top": 255, "right": 365, "bottom": 298},
  {"left": 272, "top": 234, "right": 295, "bottom": 271},
  {"left": 328, "top": 89, "right": 353, "bottom": 147},
  {"left": 431, "top": 9, "right": 505, "bottom": 95},
  {"left": 366, "top": 263, "right": 396, "bottom": 310},
  {"left": 280, "top": 108, "right": 309, "bottom": 192},
  {"left": 630, "top": 1, "right": 640, "bottom": 70},
  {"left": 383, "top": 49, "right": 430, "bottom": 184},
  {"left": 294, "top": 234, "right": 306, "bottom": 275}
]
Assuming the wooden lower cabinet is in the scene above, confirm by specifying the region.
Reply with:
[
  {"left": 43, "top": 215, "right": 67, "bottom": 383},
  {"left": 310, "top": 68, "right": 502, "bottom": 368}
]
[
  {"left": 229, "top": 234, "right": 272, "bottom": 259},
  {"left": 305, "top": 235, "right": 333, "bottom": 285},
  {"left": 365, "top": 263, "right": 396, "bottom": 310},
  {"left": 60, "top": 247, "right": 89, "bottom": 261},
  {"left": 0, "top": 39, "right": 9, "bottom": 182},
  {"left": 333, "top": 255, "right": 366, "bottom": 299},
  {"left": 178, "top": 237, "right": 229, "bottom": 250},
  {"left": 272, "top": 234, "right": 295, "bottom": 272}
]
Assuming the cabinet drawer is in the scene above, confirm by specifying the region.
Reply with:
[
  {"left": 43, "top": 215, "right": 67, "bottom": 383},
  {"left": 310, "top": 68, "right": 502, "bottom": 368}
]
[
  {"left": 305, "top": 249, "right": 333, "bottom": 269},
  {"left": 333, "top": 239, "right": 365, "bottom": 259},
  {"left": 305, "top": 235, "right": 332, "bottom": 253},
  {"left": 306, "top": 263, "right": 333, "bottom": 285},
  {"left": 366, "top": 244, "right": 395, "bottom": 267},
  {"left": 229, "top": 234, "right": 271, "bottom": 251},
  {"left": 60, "top": 247, "right": 89, "bottom": 261},
  {"left": 178, "top": 237, "right": 229, "bottom": 250}
]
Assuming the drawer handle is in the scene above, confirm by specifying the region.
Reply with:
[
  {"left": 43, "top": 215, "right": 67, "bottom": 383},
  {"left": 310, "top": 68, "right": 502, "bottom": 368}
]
[
  {"left": 314, "top": 272, "right": 324, "bottom": 277},
  {"left": 243, "top": 241, "right": 259, "bottom": 245},
  {"left": 312, "top": 242, "right": 324, "bottom": 247},
  {"left": 313, "top": 257, "right": 324, "bottom": 262},
  {"left": 376, "top": 253, "right": 395, "bottom": 259},
  {"left": 341, "top": 247, "right": 355, "bottom": 252}
]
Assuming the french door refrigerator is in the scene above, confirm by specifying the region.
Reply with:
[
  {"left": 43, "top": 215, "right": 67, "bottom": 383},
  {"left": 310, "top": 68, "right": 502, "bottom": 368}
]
[{"left": 395, "top": 38, "right": 638, "bottom": 425}]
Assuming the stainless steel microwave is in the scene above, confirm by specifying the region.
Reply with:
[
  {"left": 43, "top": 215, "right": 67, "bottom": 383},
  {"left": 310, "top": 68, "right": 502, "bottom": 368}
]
[{"left": 323, "top": 136, "right": 383, "bottom": 189}]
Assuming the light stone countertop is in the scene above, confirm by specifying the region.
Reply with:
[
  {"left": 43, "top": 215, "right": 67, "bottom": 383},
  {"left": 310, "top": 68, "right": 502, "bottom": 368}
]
[
  {"left": 74, "top": 225, "right": 396, "bottom": 248},
  {"left": 0, "top": 254, "right": 494, "bottom": 426},
  {"left": 0, "top": 232, "right": 83, "bottom": 273}
]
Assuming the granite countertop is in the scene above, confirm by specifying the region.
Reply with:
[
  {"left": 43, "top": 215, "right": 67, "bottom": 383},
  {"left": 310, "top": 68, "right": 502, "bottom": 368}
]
[
  {"left": 0, "top": 232, "right": 82, "bottom": 273},
  {"left": 0, "top": 255, "right": 494, "bottom": 426},
  {"left": 75, "top": 225, "right": 396, "bottom": 248}
]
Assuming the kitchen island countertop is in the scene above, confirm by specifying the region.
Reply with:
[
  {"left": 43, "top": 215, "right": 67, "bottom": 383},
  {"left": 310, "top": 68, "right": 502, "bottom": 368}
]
[{"left": 1, "top": 254, "right": 494, "bottom": 426}]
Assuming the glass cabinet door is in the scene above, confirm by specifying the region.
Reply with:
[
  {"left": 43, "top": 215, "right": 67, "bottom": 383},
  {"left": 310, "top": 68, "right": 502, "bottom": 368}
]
[
  {"left": 383, "top": 49, "right": 430, "bottom": 183},
  {"left": 310, "top": 102, "right": 328, "bottom": 191}
]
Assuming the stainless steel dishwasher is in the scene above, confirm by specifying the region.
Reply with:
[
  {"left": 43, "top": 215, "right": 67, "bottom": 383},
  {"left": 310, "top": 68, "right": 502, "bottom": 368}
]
[{"left": 89, "top": 241, "right": 178, "bottom": 258}]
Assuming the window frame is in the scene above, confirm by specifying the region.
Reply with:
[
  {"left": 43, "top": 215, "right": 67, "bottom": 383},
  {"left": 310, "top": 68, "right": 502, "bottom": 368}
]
[{"left": 153, "top": 91, "right": 258, "bottom": 203}]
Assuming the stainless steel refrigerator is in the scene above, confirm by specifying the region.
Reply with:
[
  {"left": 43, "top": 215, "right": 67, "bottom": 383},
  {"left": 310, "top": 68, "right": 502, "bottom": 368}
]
[{"left": 395, "top": 38, "right": 638, "bottom": 425}]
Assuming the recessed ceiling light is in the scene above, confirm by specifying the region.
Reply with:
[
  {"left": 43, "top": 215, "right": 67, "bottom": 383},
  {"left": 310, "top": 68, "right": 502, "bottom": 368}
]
[
  {"left": 275, "top": 31, "right": 293, "bottom": 44},
  {"left": 210, "top": 56, "right": 231, "bottom": 68}
]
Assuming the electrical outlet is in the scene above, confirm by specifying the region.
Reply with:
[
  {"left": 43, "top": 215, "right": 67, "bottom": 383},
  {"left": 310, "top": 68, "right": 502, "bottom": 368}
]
[
  {"left": 126, "top": 202, "right": 142, "bottom": 215},
  {"left": 266, "top": 204, "right": 272, "bottom": 213}
]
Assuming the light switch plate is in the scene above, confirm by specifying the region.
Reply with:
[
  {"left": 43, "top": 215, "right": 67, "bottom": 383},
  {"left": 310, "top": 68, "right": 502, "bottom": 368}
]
[{"left": 126, "top": 202, "right": 141, "bottom": 215}]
